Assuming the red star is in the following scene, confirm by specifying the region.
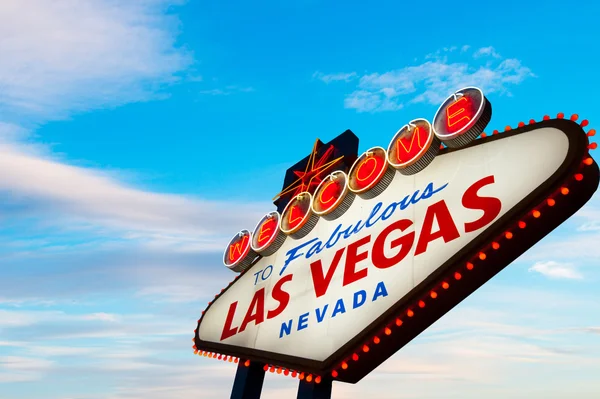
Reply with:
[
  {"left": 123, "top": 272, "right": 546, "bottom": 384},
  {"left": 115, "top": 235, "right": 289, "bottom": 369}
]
[{"left": 273, "top": 139, "right": 344, "bottom": 201}]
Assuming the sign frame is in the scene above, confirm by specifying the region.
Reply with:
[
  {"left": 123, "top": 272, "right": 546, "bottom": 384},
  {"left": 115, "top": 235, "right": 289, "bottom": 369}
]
[{"left": 194, "top": 117, "right": 598, "bottom": 384}]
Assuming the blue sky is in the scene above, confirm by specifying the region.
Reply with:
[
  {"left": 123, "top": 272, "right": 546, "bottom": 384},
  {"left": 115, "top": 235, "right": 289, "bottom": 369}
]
[{"left": 1, "top": 0, "right": 599, "bottom": 398}]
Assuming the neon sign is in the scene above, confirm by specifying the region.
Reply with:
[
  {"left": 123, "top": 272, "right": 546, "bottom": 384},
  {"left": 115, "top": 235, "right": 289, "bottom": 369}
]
[
  {"left": 273, "top": 133, "right": 358, "bottom": 214},
  {"left": 251, "top": 211, "right": 286, "bottom": 256},
  {"left": 312, "top": 171, "right": 353, "bottom": 220},
  {"left": 348, "top": 147, "right": 394, "bottom": 199},
  {"left": 446, "top": 96, "right": 472, "bottom": 131},
  {"left": 280, "top": 193, "right": 318, "bottom": 239},
  {"left": 387, "top": 118, "right": 439, "bottom": 175},
  {"left": 198, "top": 87, "right": 598, "bottom": 391},
  {"left": 433, "top": 86, "right": 491, "bottom": 148},
  {"left": 223, "top": 230, "right": 256, "bottom": 272}
]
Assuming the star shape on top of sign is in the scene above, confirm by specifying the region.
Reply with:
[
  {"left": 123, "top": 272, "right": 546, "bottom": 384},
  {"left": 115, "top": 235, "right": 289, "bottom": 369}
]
[
  {"left": 272, "top": 131, "right": 359, "bottom": 213},
  {"left": 275, "top": 141, "right": 342, "bottom": 199}
]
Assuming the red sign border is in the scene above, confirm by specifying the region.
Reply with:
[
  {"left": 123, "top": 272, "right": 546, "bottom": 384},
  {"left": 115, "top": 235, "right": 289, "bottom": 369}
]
[{"left": 196, "top": 118, "right": 598, "bottom": 383}]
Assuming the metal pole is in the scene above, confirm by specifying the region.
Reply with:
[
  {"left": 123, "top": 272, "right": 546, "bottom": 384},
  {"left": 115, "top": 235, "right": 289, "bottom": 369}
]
[
  {"left": 296, "top": 376, "right": 333, "bottom": 399},
  {"left": 230, "top": 361, "right": 266, "bottom": 399}
]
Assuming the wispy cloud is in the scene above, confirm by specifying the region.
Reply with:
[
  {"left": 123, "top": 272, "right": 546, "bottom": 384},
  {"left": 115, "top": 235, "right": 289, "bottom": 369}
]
[
  {"left": 567, "top": 327, "right": 600, "bottom": 335},
  {"left": 312, "top": 71, "right": 358, "bottom": 83},
  {"left": 0, "top": 0, "right": 268, "bottom": 252},
  {"left": 1, "top": 266, "right": 599, "bottom": 398},
  {"left": 529, "top": 261, "right": 583, "bottom": 280},
  {"left": 0, "top": 356, "right": 54, "bottom": 383},
  {"left": 522, "top": 210, "right": 600, "bottom": 263},
  {"left": 0, "top": 142, "right": 267, "bottom": 247},
  {"left": 0, "top": 0, "right": 191, "bottom": 123},
  {"left": 0, "top": 306, "right": 218, "bottom": 386},
  {"left": 199, "top": 86, "right": 255, "bottom": 95},
  {"left": 0, "top": 309, "right": 120, "bottom": 329},
  {"left": 0, "top": 243, "right": 232, "bottom": 303},
  {"left": 518, "top": 198, "right": 600, "bottom": 265},
  {"left": 0, "top": 2, "right": 266, "bottom": 325},
  {"left": 580, "top": 327, "right": 600, "bottom": 334},
  {"left": 575, "top": 202, "right": 600, "bottom": 231},
  {"left": 424, "top": 46, "right": 459, "bottom": 60},
  {"left": 474, "top": 46, "right": 502, "bottom": 59},
  {"left": 578, "top": 222, "right": 600, "bottom": 231},
  {"left": 0, "top": 3, "right": 597, "bottom": 397},
  {"left": 316, "top": 45, "right": 534, "bottom": 113},
  {"left": 1, "top": 297, "right": 598, "bottom": 398}
]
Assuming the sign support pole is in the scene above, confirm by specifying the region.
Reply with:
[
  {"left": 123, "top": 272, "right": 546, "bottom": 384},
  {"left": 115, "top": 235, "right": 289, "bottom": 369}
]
[
  {"left": 230, "top": 361, "right": 266, "bottom": 399},
  {"left": 296, "top": 377, "right": 332, "bottom": 399}
]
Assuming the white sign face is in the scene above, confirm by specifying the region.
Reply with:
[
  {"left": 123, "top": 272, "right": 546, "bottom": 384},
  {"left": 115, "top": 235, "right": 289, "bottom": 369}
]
[{"left": 199, "top": 127, "right": 568, "bottom": 362}]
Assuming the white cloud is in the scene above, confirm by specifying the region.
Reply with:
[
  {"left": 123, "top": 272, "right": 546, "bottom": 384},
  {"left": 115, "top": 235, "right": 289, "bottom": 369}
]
[
  {"left": 135, "top": 273, "right": 231, "bottom": 303},
  {"left": 580, "top": 327, "right": 600, "bottom": 334},
  {"left": 81, "top": 312, "right": 119, "bottom": 322},
  {"left": 474, "top": 46, "right": 501, "bottom": 58},
  {"left": 312, "top": 71, "right": 358, "bottom": 83},
  {"left": 520, "top": 197, "right": 600, "bottom": 266},
  {"left": 0, "top": 6, "right": 595, "bottom": 397},
  {"left": 522, "top": 231, "right": 600, "bottom": 264},
  {"left": 0, "top": 244, "right": 233, "bottom": 304},
  {"left": 28, "top": 346, "right": 98, "bottom": 357},
  {"left": 199, "top": 86, "right": 255, "bottom": 95},
  {"left": 578, "top": 221, "right": 600, "bottom": 231},
  {"left": 0, "top": 142, "right": 267, "bottom": 248},
  {"left": 425, "top": 46, "right": 460, "bottom": 60},
  {"left": 0, "top": 308, "right": 189, "bottom": 342},
  {"left": 575, "top": 202, "right": 600, "bottom": 231},
  {"left": 0, "top": 356, "right": 54, "bottom": 383},
  {"left": 0, "top": 0, "right": 191, "bottom": 122},
  {"left": 529, "top": 261, "right": 583, "bottom": 280},
  {"left": 0, "top": 309, "right": 121, "bottom": 328},
  {"left": 0, "top": 122, "right": 30, "bottom": 143},
  {"left": 0, "top": 1, "right": 267, "bottom": 250},
  {"left": 343, "top": 90, "right": 404, "bottom": 112},
  {"left": 1, "top": 287, "right": 599, "bottom": 398},
  {"left": 319, "top": 46, "right": 534, "bottom": 113}
]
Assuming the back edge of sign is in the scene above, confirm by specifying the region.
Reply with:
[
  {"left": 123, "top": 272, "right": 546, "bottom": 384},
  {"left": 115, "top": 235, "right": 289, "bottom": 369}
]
[
  {"left": 335, "top": 119, "right": 599, "bottom": 383},
  {"left": 194, "top": 119, "right": 599, "bottom": 383}
]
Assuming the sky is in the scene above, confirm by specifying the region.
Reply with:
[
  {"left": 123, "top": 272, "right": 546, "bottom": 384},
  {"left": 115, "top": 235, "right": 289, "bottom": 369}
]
[{"left": 0, "top": 0, "right": 599, "bottom": 398}]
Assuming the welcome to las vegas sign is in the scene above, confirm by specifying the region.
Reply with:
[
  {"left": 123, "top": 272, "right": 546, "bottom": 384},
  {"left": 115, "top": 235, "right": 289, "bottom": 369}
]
[{"left": 192, "top": 87, "right": 599, "bottom": 384}]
